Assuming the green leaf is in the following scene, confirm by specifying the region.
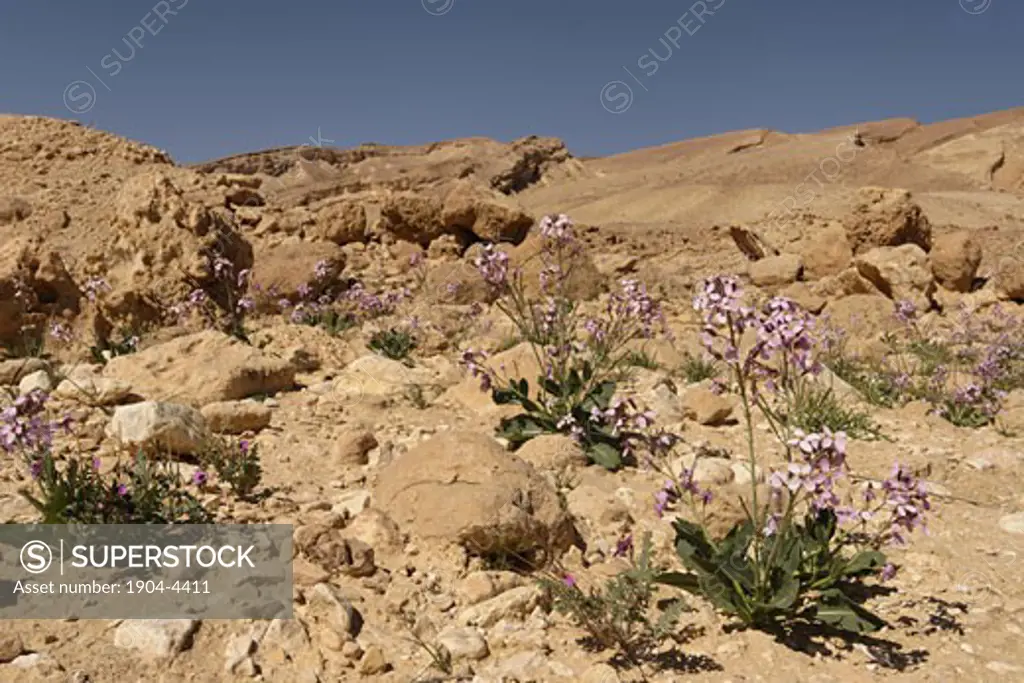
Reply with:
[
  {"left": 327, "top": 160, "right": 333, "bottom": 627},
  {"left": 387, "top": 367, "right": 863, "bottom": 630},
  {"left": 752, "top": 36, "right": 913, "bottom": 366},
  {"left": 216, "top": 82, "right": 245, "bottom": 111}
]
[
  {"left": 587, "top": 442, "right": 622, "bottom": 470},
  {"left": 566, "top": 369, "right": 582, "bottom": 396},
  {"left": 541, "top": 377, "right": 563, "bottom": 397},
  {"left": 843, "top": 550, "right": 886, "bottom": 578},
  {"left": 807, "top": 508, "right": 838, "bottom": 545},
  {"left": 656, "top": 571, "right": 700, "bottom": 592},
  {"left": 492, "top": 387, "right": 520, "bottom": 405},
  {"left": 581, "top": 381, "right": 616, "bottom": 412},
  {"left": 496, "top": 414, "right": 549, "bottom": 444},
  {"left": 811, "top": 589, "right": 887, "bottom": 634},
  {"left": 766, "top": 570, "right": 800, "bottom": 611}
]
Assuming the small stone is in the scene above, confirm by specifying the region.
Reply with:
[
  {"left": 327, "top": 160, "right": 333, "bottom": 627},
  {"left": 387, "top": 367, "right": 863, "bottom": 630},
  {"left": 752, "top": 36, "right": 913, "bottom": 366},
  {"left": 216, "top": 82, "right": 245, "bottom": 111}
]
[
  {"left": 457, "top": 585, "right": 544, "bottom": 627},
  {"left": 965, "top": 457, "right": 995, "bottom": 471},
  {"left": 0, "top": 633, "right": 24, "bottom": 662},
  {"left": 457, "top": 571, "right": 526, "bottom": 605},
  {"left": 358, "top": 645, "right": 389, "bottom": 675},
  {"left": 999, "top": 513, "right": 1024, "bottom": 535},
  {"left": 18, "top": 369, "right": 52, "bottom": 395},
  {"left": 308, "top": 583, "right": 363, "bottom": 639},
  {"left": 690, "top": 457, "right": 735, "bottom": 486},
  {"left": 113, "top": 619, "right": 199, "bottom": 658},
  {"left": 749, "top": 253, "right": 803, "bottom": 287},
  {"left": 200, "top": 400, "right": 272, "bottom": 434},
  {"left": 8, "top": 652, "right": 60, "bottom": 672},
  {"left": 224, "top": 632, "right": 257, "bottom": 673},
  {"left": 332, "top": 428, "right": 378, "bottom": 466},
  {"left": 341, "top": 641, "right": 363, "bottom": 660},
  {"left": 681, "top": 386, "right": 735, "bottom": 426},
  {"left": 437, "top": 627, "right": 489, "bottom": 661},
  {"left": 106, "top": 401, "right": 209, "bottom": 455},
  {"left": 333, "top": 490, "right": 372, "bottom": 519}
]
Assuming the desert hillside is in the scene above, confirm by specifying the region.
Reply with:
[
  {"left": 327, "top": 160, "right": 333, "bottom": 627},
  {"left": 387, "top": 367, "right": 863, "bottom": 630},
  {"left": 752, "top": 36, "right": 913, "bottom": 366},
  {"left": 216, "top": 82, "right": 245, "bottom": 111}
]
[{"left": 1, "top": 109, "right": 1023, "bottom": 682}]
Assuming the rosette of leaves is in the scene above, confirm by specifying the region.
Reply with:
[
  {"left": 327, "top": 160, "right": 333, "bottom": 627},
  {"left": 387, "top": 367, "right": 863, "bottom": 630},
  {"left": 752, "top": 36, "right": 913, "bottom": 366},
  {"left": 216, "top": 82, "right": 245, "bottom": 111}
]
[
  {"left": 657, "top": 508, "right": 887, "bottom": 635},
  {"left": 491, "top": 363, "right": 628, "bottom": 470}
]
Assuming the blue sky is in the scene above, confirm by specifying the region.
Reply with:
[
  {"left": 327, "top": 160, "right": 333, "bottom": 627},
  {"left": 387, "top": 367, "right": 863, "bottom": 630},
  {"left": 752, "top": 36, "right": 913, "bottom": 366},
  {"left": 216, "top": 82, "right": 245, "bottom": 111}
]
[{"left": 1, "top": 0, "right": 1019, "bottom": 164}]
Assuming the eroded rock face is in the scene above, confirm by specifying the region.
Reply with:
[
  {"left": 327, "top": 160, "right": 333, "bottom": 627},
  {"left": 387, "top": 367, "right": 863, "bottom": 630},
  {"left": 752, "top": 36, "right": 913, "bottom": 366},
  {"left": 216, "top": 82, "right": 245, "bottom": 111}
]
[
  {"left": 440, "top": 180, "right": 534, "bottom": 244},
  {"left": 844, "top": 187, "right": 932, "bottom": 254},
  {"left": 250, "top": 238, "right": 345, "bottom": 302},
  {"left": 102, "top": 330, "right": 296, "bottom": 407},
  {"left": 378, "top": 193, "right": 448, "bottom": 246},
  {"left": 373, "top": 431, "right": 575, "bottom": 559}
]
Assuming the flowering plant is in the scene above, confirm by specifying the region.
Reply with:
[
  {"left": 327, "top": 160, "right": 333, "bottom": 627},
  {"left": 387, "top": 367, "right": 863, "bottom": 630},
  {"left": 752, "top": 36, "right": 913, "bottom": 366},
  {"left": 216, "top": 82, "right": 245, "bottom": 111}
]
[
  {"left": 462, "top": 214, "right": 673, "bottom": 470},
  {"left": 2, "top": 390, "right": 225, "bottom": 523},
  {"left": 656, "top": 277, "right": 932, "bottom": 635}
]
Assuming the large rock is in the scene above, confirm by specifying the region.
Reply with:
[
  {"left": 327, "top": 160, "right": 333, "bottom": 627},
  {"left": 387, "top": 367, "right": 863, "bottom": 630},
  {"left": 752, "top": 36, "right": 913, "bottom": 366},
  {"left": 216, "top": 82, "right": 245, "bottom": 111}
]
[
  {"left": 373, "top": 431, "right": 575, "bottom": 559},
  {"left": 854, "top": 244, "right": 936, "bottom": 311},
  {"left": 441, "top": 180, "right": 534, "bottom": 244},
  {"left": 310, "top": 199, "right": 367, "bottom": 246},
  {"left": 821, "top": 294, "right": 903, "bottom": 341},
  {"left": 106, "top": 401, "right": 210, "bottom": 454},
  {"left": 378, "top": 193, "right": 447, "bottom": 246},
  {"left": 800, "top": 223, "right": 853, "bottom": 280},
  {"left": 996, "top": 257, "right": 1024, "bottom": 301},
  {"left": 930, "top": 231, "right": 982, "bottom": 292},
  {"left": 250, "top": 238, "right": 345, "bottom": 302},
  {"left": 748, "top": 253, "right": 802, "bottom": 287},
  {"left": 844, "top": 187, "right": 932, "bottom": 255},
  {"left": 102, "top": 330, "right": 296, "bottom": 407},
  {"left": 334, "top": 354, "right": 441, "bottom": 405},
  {"left": 424, "top": 231, "right": 604, "bottom": 305},
  {"left": 510, "top": 234, "right": 604, "bottom": 301},
  {"left": 105, "top": 171, "right": 252, "bottom": 328}
]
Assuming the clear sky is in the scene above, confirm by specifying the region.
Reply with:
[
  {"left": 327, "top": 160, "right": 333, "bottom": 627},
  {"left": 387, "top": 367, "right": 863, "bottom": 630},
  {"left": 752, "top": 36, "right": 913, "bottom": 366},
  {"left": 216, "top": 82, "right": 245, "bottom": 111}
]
[{"left": 1, "top": 0, "right": 1019, "bottom": 164}]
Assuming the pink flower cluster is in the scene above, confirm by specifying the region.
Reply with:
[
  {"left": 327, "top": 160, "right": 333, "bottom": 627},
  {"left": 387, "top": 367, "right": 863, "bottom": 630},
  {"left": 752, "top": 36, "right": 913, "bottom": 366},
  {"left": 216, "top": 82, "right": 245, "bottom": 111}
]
[
  {"left": 694, "top": 276, "right": 818, "bottom": 392},
  {"left": 1, "top": 391, "right": 72, "bottom": 464}
]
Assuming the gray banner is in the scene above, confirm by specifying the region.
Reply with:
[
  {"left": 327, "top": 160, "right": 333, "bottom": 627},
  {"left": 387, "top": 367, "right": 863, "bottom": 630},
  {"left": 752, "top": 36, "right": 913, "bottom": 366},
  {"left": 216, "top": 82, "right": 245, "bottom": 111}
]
[{"left": 0, "top": 524, "right": 293, "bottom": 619}]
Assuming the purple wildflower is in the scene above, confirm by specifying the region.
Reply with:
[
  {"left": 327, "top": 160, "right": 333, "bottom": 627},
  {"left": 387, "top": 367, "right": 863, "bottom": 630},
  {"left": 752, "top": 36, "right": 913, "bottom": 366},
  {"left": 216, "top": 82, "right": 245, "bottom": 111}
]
[
  {"left": 613, "top": 534, "right": 634, "bottom": 558},
  {"left": 474, "top": 245, "right": 510, "bottom": 288}
]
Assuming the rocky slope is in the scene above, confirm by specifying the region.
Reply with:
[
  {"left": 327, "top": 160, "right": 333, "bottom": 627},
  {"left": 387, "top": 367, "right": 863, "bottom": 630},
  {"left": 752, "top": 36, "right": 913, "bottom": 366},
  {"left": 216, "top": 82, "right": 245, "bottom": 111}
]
[{"left": 0, "top": 109, "right": 1023, "bottom": 682}]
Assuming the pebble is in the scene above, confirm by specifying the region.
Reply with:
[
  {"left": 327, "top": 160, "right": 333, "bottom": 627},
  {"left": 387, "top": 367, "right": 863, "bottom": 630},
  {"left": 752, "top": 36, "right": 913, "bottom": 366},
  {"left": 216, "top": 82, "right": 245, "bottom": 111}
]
[{"left": 999, "top": 512, "right": 1024, "bottom": 535}]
